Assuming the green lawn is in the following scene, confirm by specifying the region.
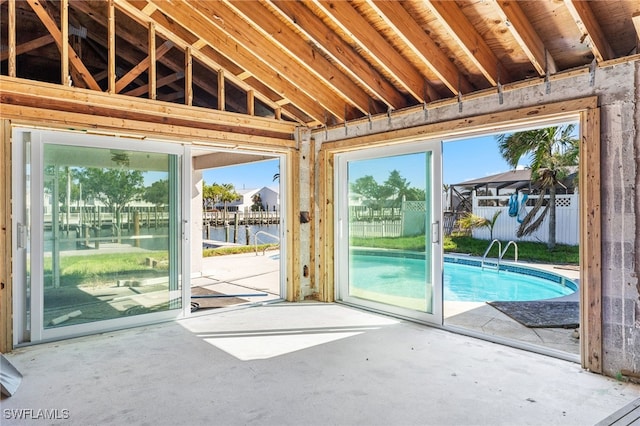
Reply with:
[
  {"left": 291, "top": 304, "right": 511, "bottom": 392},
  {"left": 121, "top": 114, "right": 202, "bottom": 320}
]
[{"left": 351, "top": 235, "right": 579, "bottom": 265}]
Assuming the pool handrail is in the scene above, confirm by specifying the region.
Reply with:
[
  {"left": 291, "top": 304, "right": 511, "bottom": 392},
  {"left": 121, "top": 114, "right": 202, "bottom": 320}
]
[
  {"left": 481, "top": 239, "right": 501, "bottom": 270},
  {"left": 501, "top": 240, "right": 519, "bottom": 263},
  {"left": 253, "top": 230, "right": 280, "bottom": 256}
]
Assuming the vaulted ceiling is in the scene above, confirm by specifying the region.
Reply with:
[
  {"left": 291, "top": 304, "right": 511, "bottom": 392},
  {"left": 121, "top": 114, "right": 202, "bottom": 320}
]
[{"left": 3, "top": 0, "right": 640, "bottom": 128}]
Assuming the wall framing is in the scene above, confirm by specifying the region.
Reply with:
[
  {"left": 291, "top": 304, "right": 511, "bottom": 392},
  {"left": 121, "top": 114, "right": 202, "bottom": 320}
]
[
  {"left": 0, "top": 79, "right": 299, "bottom": 352},
  {"left": 316, "top": 97, "right": 601, "bottom": 373}
]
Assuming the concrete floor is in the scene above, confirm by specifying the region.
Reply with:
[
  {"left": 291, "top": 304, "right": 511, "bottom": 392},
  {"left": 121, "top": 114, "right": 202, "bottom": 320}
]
[{"left": 3, "top": 303, "right": 640, "bottom": 426}]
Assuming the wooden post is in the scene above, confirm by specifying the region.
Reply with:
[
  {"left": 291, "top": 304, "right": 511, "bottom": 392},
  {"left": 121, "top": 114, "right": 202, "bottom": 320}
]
[
  {"left": 245, "top": 225, "right": 250, "bottom": 245},
  {"left": 224, "top": 221, "right": 230, "bottom": 242},
  {"left": 233, "top": 213, "right": 239, "bottom": 243},
  {"left": 134, "top": 211, "right": 140, "bottom": 247}
]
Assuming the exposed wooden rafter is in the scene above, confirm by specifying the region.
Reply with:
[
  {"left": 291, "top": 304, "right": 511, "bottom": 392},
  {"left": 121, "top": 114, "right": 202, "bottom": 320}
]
[
  {"left": 424, "top": 0, "right": 511, "bottom": 87},
  {"left": 313, "top": 0, "right": 433, "bottom": 104},
  {"left": 365, "top": 0, "right": 474, "bottom": 95},
  {"left": 563, "top": 0, "right": 615, "bottom": 62},
  {"left": 494, "top": 0, "right": 557, "bottom": 76},
  {"left": 267, "top": 0, "right": 408, "bottom": 111}
]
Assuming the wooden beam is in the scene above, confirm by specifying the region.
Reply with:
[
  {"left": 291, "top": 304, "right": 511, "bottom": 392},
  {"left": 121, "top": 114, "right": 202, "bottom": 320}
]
[
  {"left": 0, "top": 102, "right": 294, "bottom": 148},
  {"left": 185, "top": 47, "right": 193, "bottom": 106},
  {"left": 425, "top": 0, "right": 511, "bottom": 86},
  {"left": 563, "top": 0, "right": 615, "bottom": 62},
  {"left": 8, "top": 0, "right": 16, "bottom": 77},
  {"left": 25, "top": 0, "right": 101, "bottom": 90},
  {"left": 61, "top": 0, "right": 69, "bottom": 86},
  {"left": 0, "top": 34, "right": 54, "bottom": 62},
  {"left": 314, "top": 0, "right": 432, "bottom": 103},
  {"left": 108, "top": 0, "right": 116, "bottom": 93},
  {"left": 247, "top": 89, "right": 255, "bottom": 116},
  {"left": 0, "top": 76, "right": 297, "bottom": 136},
  {"left": 366, "top": 0, "right": 473, "bottom": 95},
  {"left": 633, "top": 13, "right": 640, "bottom": 43},
  {"left": 180, "top": 0, "right": 355, "bottom": 120},
  {"left": 268, "top": 0, "right": 408, "bottom": 110},
  {"left": 580, "top": 106, "right": 602, "bottom": 373},
  {"left": 116, "top": 0, "right": 318, "bottom": 124},
  {"left": 115, "top": 40, "right": 173, "bottom": 94},
  {"left": 148, "top": 23, "right": 157, "bottom": 100},
  {"left": 494, "top": 0, "right": 557, "bottom": 76},
  {"left": 218, "top": 69, "right": 225, "bottom": 111},
  {"left": 0, "top": 119, "right": 13, "bottom": 352},
  {"left": 123, "top": 71, "right": 184, "bottom": 97},
  {"left": 227, "top": 0, "right": 375, "bottom": 114}
]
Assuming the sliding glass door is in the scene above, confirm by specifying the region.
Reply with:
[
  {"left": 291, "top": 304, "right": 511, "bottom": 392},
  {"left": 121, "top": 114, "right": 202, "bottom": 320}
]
[
  {"left": 14, "top": 128, "right": 187, "bottom": 343},
  {"left": 335, "top": 141, "right": 442, "bottom": 324}
]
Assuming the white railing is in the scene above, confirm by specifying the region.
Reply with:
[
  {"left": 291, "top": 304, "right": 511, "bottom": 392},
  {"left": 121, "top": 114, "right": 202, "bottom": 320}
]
[
  {"left": 472, "top": 194, "right": 578, "bottom": 245},
  {"left": 349, "top": 221, "right": 402, "bottom": 238}
]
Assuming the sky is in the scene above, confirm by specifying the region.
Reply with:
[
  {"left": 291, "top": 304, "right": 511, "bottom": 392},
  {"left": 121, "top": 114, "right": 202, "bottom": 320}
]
[{"left": 202, "top": 135, "right": 515, "bottom": 191}]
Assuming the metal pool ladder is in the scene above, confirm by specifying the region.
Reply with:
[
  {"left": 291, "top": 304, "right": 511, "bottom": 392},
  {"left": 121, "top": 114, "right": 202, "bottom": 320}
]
[{"left": 481, "top": 239, "right": 518, "bottom": 271}]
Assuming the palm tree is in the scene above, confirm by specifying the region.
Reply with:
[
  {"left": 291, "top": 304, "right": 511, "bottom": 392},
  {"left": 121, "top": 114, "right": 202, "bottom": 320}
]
[{"left": 497, "top": 124, "right": 578, "bottom": 249}]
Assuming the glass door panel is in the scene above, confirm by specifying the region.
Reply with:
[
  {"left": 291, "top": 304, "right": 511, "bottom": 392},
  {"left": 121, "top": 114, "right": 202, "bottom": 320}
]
[
  {"left": 41, "top": 143, "right": 181, "bottom": 330},
  {"left": 337, "top": 143, "right": 442, "bottom": 324}
]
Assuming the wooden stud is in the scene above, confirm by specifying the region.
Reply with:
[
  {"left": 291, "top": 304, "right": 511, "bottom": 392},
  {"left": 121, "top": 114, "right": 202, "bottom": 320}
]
[
  {"left": 247, "top": 89, "right": 255, "bottom": 116},
  {"left": 25, "top": 0, "right": 101, "bottom": 91},
  {"left": 0, "top": 77, "right": 297, "bottom": 135},
  {"left": 0, "top": 120, "right": 13, "bottom": 353},
  {"left": 115, "top": 41, "right": 173, "bottom": 94},
  {"left": 61, "top": 0, "right": 70, "bottom": 86},
  {"left": 218, "top": 69, "right": 225, "bottom": 111},
  {"left": 185, "top": 47, "right": 193, "bottom": 106},
  {"left": 149, "top": 23, "right": 157, "bottom": 100},
  {"left": 8, "top": 0, "right": 16, "bottom": 77},
  {"left": 108, "top": 0, "right": 116, "bottom": 93},
  {"left": 580, "top": 106, "right": 602, "bottom": 373}
]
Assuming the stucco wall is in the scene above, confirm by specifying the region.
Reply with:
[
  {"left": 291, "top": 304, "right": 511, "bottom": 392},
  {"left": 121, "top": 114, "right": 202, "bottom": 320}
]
[{"left": 311, "top": 60, "right": 640, "bottom": 377}]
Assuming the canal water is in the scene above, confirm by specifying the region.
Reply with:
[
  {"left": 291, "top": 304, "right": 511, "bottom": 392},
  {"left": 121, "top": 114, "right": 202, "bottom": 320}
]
[{"left": 203, "top": 224, "right": 280, "bottom": 245}]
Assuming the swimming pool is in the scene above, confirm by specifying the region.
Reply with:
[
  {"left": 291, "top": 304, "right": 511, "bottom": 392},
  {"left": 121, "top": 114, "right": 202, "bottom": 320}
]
[{"left": 349, "top": 251, "right": 577, "bottom": 302}]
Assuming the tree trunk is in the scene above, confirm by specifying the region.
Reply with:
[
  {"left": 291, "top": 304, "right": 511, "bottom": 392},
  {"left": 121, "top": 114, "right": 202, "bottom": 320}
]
[{"left": 547, "top": 186, "right": 556, "bottom": 250}]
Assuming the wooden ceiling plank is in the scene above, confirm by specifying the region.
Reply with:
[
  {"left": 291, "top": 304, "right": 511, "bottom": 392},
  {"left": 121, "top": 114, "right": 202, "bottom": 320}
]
[
  {"left": 426, "top": 0, "right": 511, "bottom": 86},
  {"left": 227, "top": 0, "right": 373, "bottom": 114},
  {"left": 494, "top": 0, "right": 557, "bottom": 76},
  {"left": 563, "top": 0, "right": 615, "bottom": 62},
  {"left": 268, "top": 0, "right": 407, "bottom": 110},
  {"left": 121, "top": 0, "right": 314, "bottom": 124},
  {"left": 25, "top": 0, "right": 101, "bottom": 91},
  {"left": 182, "top": 0, "right": 352, "bottom": 119},
  {"left": 313, "top": 0, "right": 430, "bottom": 103},
  {"left": 127, "top": 0, "right": 325, "bottom": 123},
  {"left": 114, "top": 40, "right": 173, "bottom": 94},
  {"left": 113, "top": 0, "right": 313, "bottom": 123},
  {"left": 367, "top": 0, "right": 473, "bottom": 95}
]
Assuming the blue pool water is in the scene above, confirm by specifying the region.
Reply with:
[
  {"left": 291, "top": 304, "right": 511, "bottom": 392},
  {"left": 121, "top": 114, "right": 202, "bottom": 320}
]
[{"left": 350, "top": 253, "right": 576, "bottom": 302}]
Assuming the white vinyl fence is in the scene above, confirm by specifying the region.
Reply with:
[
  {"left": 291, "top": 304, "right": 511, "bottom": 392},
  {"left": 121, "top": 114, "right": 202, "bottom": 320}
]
[{"left": 472, "top": 194, "right": 579, "bottom": 245}]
